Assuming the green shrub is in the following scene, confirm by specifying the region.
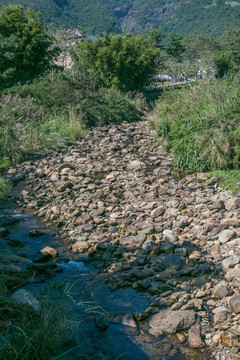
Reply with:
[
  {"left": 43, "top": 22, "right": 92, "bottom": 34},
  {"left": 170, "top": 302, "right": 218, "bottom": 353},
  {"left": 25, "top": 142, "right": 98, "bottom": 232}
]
[
  {"left": 148, "top": 77, "right": 240, "bottom": 171},
  {"left": 77, "top": 88, "right": 146, "bottom": 127},
  {"left": 0, "top": 177, "right": 11, "bottom": 202},
  {"left": 0, "top": 92, "right": 86, "bottom": 164}
]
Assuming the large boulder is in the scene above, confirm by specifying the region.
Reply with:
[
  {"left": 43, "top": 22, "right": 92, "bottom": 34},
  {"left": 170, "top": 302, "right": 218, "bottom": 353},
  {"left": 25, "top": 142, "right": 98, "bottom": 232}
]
[{"left": 149, "top": 310, "right": 196, "bottom": 335}]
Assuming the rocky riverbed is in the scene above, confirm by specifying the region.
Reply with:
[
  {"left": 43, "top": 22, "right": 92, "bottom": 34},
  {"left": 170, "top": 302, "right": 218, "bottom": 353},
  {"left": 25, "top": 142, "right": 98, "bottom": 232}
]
[{"left": 3, "top": 121, "right": 240, "bottom": 359}]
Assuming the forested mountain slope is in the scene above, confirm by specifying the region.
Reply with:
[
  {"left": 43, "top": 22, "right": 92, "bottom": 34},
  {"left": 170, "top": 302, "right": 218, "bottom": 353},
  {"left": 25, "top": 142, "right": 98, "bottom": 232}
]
[{"left": 1, "top": 0, "right": 240, "bottom": 35}]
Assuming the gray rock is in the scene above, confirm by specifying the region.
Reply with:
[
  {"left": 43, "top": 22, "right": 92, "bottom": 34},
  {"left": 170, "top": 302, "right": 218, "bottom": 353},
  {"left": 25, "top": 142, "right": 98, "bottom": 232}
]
[
  {"left": 212, "top": 306, "right": 228, "bottom": 322},
  {"left": 151, "top": 206, "right": 165, "bottom": 218},
  {"left": 162, "top": 254, "right": 184, "bottom": 271},
  {"left": 127, "top": 160, "right": 146, "bottom": 171},
  {"left": 119, "top": 233, "right": 146, "bottom": 246},
  {"left": 110, "top": 312, "right": 137, "bottom": 328},
  {"left": 71, "top": 240, "right": 89, "bottom": 253},
  {"left": 11, "top": 289, "right": 40, "bottom": 311},
  {"left": 149, "top": 310, "right": 196, "bottom": 335},
  {"left": 212, "top": 283, "right": 229, "bottom": 298},
  {"left": 222, "top": 256, "right": 240, "bottom": 272},
  {"left": 229, "top": 295, "right": 240, "bottom": 314},
  {"left": 218, "top": 229, "right": 235, "bottom": 244},
  {"left": 163, "top": 230, "right": 178, "bottom": 244}
]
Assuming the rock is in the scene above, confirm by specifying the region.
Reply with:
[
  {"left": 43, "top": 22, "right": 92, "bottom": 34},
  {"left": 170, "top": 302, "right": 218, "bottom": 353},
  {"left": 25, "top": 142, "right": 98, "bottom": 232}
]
[
  {"left": 40, "top": 246, "right": 58, "bottom": 257},
  {"left": 28, "top": 229, "right": 44, "bottom": 237},
  {"left": 176, "top": 333, "right": 186, "bottom": 343},
  {"left": 149, "top": 328, "right": 163, "bottom": 337},
  {"left": 212, "top": 333, "right": 221, "bottom": 345},
  {"left": 151, "top": 206, "right": 165, "bottom": 218},
  {"left": 0, "top": 227, "right": 10, "bottom": 237},
  {"left": 119, "top": 233, "right": 147, "bottom": 246},
  {"left": 188, "top": 325, "right": 205, "bottom": 348},
  {"left": 127, "top": 160, "right": 146, "bottom": 171},
  {"left": 213, "top": 307, "right": 228, "bottom": 322},
  {"left": 7, "top": 239, "right": 25, "bottom": 247},
  {"left": 162, "top": 254, "right": 184, "bottom": 271},
  {"left": 11, "top": 173, "right": 25, "bottom": 185},
  {"left": 71, "top": 240, "right": 89, "bottom": 253},
  {"left": 11, "top": 289, "right": 40, "bottom": 311},
  {"left": 110, "top": 312, "right": 137, "bottom": 328},
  {"left": 229, "top": 295, "right": 240, "bottom": 314},
  {"left": 221, "top": 331, "right": 239, "bottom": 347},
  {"left": 222, "top": 256, "right": 240, "bottom": 272},
  {"left": 207, "top": 177, "right": 224, "bottom": 186},
  {"left": 219, "top": 229, "right": 235, "bottom": 244},
  {"left": 163, "top": 230, "right": 178, "bottom": 244},
  {"left": 149, "top": 310, "right": 196, "bottom": 335},
  {"left": 94, "top": 313, "right": 109, "bottom": 331},
  {"left": 213, "top": 283, "right": 229, "bottom": 298},
  {"left": 189, "top": 251, "right": 201, "bottom": 260},
  {"left": 33, "top": 252, "right": 51, "bottom": 263}
]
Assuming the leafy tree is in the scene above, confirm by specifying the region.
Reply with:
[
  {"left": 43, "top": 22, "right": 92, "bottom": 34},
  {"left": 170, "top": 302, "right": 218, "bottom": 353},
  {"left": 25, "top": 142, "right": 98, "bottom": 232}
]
[
  {"left": 220, "top": 28, "right": 240, "bottom": 72},
  {"left": 215, "top": 52, "right": 232, "bottom": 78},
  {"left": 165, "top": 34, "right": 185, "bottom": 62},
  {"left": 72, "top": 32, "right": 161, "bottom": 92},
  {"left": 0, "top": 5, "right": 59, "bottom": 89},
  {"left": 183, "top": 33, "right": 220, "bottom": 63}
]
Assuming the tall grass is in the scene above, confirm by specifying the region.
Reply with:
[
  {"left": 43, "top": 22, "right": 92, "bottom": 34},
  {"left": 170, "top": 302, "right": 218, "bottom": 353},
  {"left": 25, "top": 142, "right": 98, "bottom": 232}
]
[
  {"left": 148, "top": 77, "right": 240, "bottom": 171},
  {"left": 0, "top": 177, "right": 11, "bottom": 202},
  {"left": 0, "top": 262, "right": 77, "bottom": 360},
  {"left": 0, "top": 94, "right": 86, "bottom": 164}
]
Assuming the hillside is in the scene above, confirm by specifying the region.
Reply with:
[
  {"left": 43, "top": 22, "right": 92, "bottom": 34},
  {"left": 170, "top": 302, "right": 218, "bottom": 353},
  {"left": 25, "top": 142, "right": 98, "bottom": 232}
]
[{"left": 1, "top": 0, "right": 240, "bottom": 35}]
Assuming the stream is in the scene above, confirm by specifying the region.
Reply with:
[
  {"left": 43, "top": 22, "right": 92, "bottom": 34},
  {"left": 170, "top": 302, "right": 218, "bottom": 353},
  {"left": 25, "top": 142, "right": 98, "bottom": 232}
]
[{"left": 0, "top": 183, "right": 212, "bottom": 360}]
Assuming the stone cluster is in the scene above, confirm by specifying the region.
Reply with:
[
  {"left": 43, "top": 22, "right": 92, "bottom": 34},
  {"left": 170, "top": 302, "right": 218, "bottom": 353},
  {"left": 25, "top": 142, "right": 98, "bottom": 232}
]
[{"left": 7, "top": 121, "right": 240, "bottom": 359}]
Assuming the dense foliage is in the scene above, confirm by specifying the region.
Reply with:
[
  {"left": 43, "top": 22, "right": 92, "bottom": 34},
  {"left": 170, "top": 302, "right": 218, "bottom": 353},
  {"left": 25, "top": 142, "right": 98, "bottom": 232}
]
[
  {"left": 1, "top": 0, "right": 240, "bottom": 36},
  {"left": 72, "top": 33, "right": 160, "bottom": 92},
  {"left": 0, "top": 5, "right": 59, "bottom": 89},
  {"left": 149, "top": 78, "right": 240, "bottom": 171}
]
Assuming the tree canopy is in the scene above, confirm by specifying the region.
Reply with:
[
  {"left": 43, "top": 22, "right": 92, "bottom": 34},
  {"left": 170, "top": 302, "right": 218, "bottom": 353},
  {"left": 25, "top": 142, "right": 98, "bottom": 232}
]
[
  {"left": 0, "top": 5, "right": 59, "bottom": 89},
  {"left": 72, "top": 33, "right": 161, "bottom": 92}
]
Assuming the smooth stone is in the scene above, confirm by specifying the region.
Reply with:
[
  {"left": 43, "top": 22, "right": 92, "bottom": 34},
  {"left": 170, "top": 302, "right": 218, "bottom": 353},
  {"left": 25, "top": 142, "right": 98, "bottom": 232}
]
[
  {"left": 222, "top": 256, "right": 240, "bottom": 272},
  {"left": 213, "top": 283, "right": 229, "bottom": 298},
  {"left": 213, "top": 307, "right": 228, "bottom": 322},
  {"left": 149, "top": 310, "right": 196, "bottom": 335},
  {"left": 40, "top": 246, "right": 58, "bottom": 257},
  {"left": 163, "top": 230, "right": 178, "bottom": 244},
  {"left": 110, "top": 312, "right": 137, "bottom": 328},
  {"left": 11, "top": 289, "right": 40, "bottom": 311},
  {"left": 219, "top": 229, "right": 235, "bottom": 244},
  {"left": 229, "top": 295, "right": 240, "bottom": 314},
  {"left": 127, "top": 160, "right": 146, "bottom": 171}
]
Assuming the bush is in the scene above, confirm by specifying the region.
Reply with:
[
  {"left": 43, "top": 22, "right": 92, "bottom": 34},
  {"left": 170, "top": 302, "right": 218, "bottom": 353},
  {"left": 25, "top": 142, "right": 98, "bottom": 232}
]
[
  {"left": 77, "top": 87, "right": 146, "bottom": 127},
  {"left": 17, "top": 73, "right": 146, "bottom": 127},
  {"left": 0, "top": 92, "right": 86, "bottom": 164},
  {"left": 148, "top": 78, "right": 240, "bottom": 171},
  {"left": 0, "top": 177, "right": 11, "bottom": 202}
]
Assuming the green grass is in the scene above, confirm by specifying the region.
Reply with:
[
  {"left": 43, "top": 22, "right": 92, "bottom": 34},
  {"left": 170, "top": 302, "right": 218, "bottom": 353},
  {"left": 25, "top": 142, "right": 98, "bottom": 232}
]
[
  {"left": 148, "top": 77, "right": 240, "bottom": 172},
  {"left": 209, "top": 169, "right": 240, "bottom": 195},
  {"left": 0, "top": 177, "right": 11, "bottom": 202}
]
